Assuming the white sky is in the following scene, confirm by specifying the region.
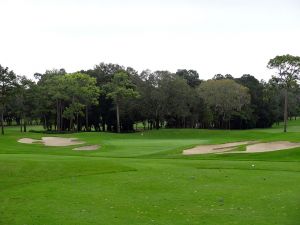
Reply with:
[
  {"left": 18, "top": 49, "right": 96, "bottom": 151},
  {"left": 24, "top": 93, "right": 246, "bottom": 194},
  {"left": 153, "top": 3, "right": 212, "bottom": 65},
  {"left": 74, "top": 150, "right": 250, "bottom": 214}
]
[{"left": 1, "top": 0, "right": 300, "bottom": 80}]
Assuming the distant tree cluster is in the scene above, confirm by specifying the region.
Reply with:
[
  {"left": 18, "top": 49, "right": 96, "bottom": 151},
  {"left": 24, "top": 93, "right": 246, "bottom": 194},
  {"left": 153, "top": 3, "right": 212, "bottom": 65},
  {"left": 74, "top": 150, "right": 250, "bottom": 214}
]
[{"left": 1, "top": 54, "right": 300, "bottom": 134}]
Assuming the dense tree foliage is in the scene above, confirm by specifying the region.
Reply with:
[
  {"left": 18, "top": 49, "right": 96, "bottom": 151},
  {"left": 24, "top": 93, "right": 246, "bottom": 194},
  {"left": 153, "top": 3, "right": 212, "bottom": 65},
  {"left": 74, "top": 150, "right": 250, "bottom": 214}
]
[
  {"left": 104, "top": 71, "right": 139, "bottom": 133},
  {"left": 0, "top": 65, "right": 18, "bottom": 134},
  {"left": 1, "top": 54, "right": 300, "bottom": 133},
  {"left": 198, "top": 79, "right": 250, "bottom": 129}
]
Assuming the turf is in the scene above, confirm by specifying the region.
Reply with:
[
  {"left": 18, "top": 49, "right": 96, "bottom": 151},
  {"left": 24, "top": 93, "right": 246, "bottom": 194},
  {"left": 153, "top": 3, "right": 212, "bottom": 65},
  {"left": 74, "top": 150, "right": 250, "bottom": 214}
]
[{"left": 0, "top": 121, "right": 300, "bottom": 224}]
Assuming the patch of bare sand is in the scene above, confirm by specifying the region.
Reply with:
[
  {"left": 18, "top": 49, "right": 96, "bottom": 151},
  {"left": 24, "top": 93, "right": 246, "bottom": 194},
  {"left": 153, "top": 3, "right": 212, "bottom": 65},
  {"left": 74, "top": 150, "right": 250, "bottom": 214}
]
[
  {"left": 183, "top": 141, "right": 253, "bottom": 155},
  {"left": 18, "top": 137, "right": 85, "bottom": 147},
  {"left": 18, "top": 138, "right": 42, "bottom": 144},
  {"left": 73, "top": 145, "right": 100, "bottom": 151},
  {"left": 41, "top": 137, "right": 85, "bottom": 146},
  {"left": 195, "top": 141, "right": 300, "bottom": 155},
  {"left": 244, "top": 141, "right": 300, "bottom": 153}
]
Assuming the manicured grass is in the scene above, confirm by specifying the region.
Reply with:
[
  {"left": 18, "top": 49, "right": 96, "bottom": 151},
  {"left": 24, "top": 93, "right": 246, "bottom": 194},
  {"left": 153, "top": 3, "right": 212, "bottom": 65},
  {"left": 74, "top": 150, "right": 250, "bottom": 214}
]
[{"left": 1, "top": 122, "right": 300, "bottom": 224}]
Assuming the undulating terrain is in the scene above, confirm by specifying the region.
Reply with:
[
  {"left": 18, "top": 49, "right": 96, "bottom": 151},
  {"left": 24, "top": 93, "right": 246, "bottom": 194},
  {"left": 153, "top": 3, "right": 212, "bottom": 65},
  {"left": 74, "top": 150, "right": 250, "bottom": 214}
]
[{"left": 1, "top": 121, "right": 300, "bottom": 225}]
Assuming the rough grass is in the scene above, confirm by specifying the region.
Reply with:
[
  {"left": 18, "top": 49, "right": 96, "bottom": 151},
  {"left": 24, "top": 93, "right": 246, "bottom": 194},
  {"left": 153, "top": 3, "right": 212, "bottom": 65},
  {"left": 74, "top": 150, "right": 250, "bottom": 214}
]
[{"left": 0, "top": 121, "right": 300, "bottom": 224}]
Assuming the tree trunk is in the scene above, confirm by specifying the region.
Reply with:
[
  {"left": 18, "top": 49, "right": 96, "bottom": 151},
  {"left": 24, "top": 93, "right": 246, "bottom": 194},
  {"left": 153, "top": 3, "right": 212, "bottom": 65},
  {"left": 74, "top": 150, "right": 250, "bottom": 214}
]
[
  {"left": 1, "top": 111, "right": 4, "bottom": 135},
  {"left": 155, "top": 109, "right": 159, "bottom": 129},
  {"left": 60, "top": 101, "right": 63, "bottom": 131},
  {"left": 60, "top": 101, "right": 62, "bottom": 131},
  {"left": 116, "top": 102, "right": 120, "bottom": 133},
  {"left": 76, "top": 113, "right": 79, "bottom": 132},
  {"left": 102, "top": 121, "right": 106, "bottom": 132},
  {"left": 69, "top": 118, "right": 73, "bottom": 131},
  {"left": 56, "top": 100, "right": 60, "bottom": 132},
  {"left": 20, "top": 118, "right": 23, "bottom": 132},
  {"left": 44, "top": 115, "right": 47, "bottom": 130},
  {"left": 24, "top": 119, "right": 27, "bottom": 132},
  {"left": 85, "top": 105, "right": 89, "bottom": 131},
  {"left": 284, "top": 89, "right": 288, "bottom": 133}
]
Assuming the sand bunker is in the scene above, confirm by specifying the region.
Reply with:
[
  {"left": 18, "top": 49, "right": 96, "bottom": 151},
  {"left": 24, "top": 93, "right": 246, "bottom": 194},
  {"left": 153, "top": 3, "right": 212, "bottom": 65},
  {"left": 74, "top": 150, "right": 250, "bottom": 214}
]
[
  {"left": 18, "top": 137, "right": 85, "bottom": 147},
  {"left": 18, "top": 137, "right": 100, "bottom": 151},
  {"left": 18, "top": 138, "right": 42, "bottom": 144},
  {"left": 183, "top": 141, "right": 252, "bottom": 155},
  {"left": 73, "top": 145, "right": 100, "bottom": 151},
  {"left": 41, "top": 137, "right": 84, "bottom": 146},
  {"left": 183, "top": 141, "right": 300, "bottom": 155},
  {"left": 244, "top": 141, "right": 300, "bottom": 153}
]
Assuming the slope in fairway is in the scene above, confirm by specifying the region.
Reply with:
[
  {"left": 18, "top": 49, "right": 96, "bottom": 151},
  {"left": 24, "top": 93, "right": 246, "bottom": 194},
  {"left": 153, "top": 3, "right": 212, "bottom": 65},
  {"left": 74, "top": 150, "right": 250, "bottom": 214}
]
[{"left": 1, "top": 122, "right": 300, "bottom": 225}]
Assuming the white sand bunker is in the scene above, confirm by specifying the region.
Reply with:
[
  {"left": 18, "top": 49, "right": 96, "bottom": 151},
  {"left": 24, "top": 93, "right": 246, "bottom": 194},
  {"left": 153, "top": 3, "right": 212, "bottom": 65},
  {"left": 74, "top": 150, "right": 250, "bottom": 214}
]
[
  {"left": 73, "top": 145, "right": 100, "bottom": 151},
  {"left": 18, "top": 137, "right": 85, "bottom": 147},
  {"left": 18, "top": 138, "right": 42, "bottom": 144},
  {"left": 183, "top": 141, "right": 252, "bottom": 155},
  {"left": 41, "top": 137, "right": 85, "bottom": 146},
  {"left": 244, "top": 141, "right": 300, "bottom": 153},
  {"left": 183, "top": 141, "right": 300, "bottom": 155}
]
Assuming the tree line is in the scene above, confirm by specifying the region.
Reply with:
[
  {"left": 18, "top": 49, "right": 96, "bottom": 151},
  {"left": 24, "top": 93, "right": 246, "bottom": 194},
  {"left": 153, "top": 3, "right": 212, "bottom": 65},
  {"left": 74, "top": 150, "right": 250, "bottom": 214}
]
[{"left": 1, "top": 54, "right": 300, "bottom": 134}]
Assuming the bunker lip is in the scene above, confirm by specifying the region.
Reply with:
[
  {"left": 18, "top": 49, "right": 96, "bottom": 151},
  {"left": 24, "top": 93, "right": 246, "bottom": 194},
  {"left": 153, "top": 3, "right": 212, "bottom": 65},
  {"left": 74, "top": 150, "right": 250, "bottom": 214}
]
[{"left": 183, "top": 141, "right": 300, "bottom": 155}]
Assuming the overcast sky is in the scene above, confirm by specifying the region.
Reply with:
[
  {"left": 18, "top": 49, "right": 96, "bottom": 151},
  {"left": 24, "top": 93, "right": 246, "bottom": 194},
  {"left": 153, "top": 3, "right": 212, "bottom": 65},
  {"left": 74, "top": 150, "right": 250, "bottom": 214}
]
[{"left": 1, "top": 0, "right": 300, "bottom": 80}]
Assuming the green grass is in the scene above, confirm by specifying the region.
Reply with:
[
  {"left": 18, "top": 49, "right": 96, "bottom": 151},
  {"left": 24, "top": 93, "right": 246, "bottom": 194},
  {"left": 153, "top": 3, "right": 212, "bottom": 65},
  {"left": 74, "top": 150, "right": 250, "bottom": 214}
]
[{"left": 1, "top": 122, "right": 300, "bottom": 224}]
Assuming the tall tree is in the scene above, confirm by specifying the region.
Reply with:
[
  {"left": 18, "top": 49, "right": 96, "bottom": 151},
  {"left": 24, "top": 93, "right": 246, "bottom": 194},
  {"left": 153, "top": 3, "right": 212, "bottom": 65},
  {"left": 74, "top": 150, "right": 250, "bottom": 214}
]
[
  {"left": 62, "top": 73, "right": 100, "bottom": 132},
  {"left": 176, "top": 69, "right": 201, "bottom": 87},
  {"left": 35, "top": 69, "right": 67, "bottom": 131},
  {"left": 0, "top": 65, "right": 17, "bottom": 135},
  {"left": 267, "top": 54, "right": 300, "bottom": 132},
  {"left": 84, "top": 63, "right": 124, "bottom": 131},
  {"left": 158, "top": 73, "right": 195, "bottom": 128},
  {"left": 198, "top": 79, "right": 250, "bottom": 129},
  {"left": 104, "top": 71, "right": 139, "bottom": 133},
  {"left": 15, "top": 76, "right": 36, "bottom": 132},
  {"left": 137, "top": 70, "right": 163, "bottom": 129}
]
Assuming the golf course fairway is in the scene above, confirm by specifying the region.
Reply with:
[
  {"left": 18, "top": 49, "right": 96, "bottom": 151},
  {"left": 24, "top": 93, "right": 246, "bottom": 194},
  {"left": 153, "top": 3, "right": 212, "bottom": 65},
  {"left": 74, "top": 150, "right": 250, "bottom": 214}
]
[{"left": 1, "top": 121, "right": 300, "bottom": 225}]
